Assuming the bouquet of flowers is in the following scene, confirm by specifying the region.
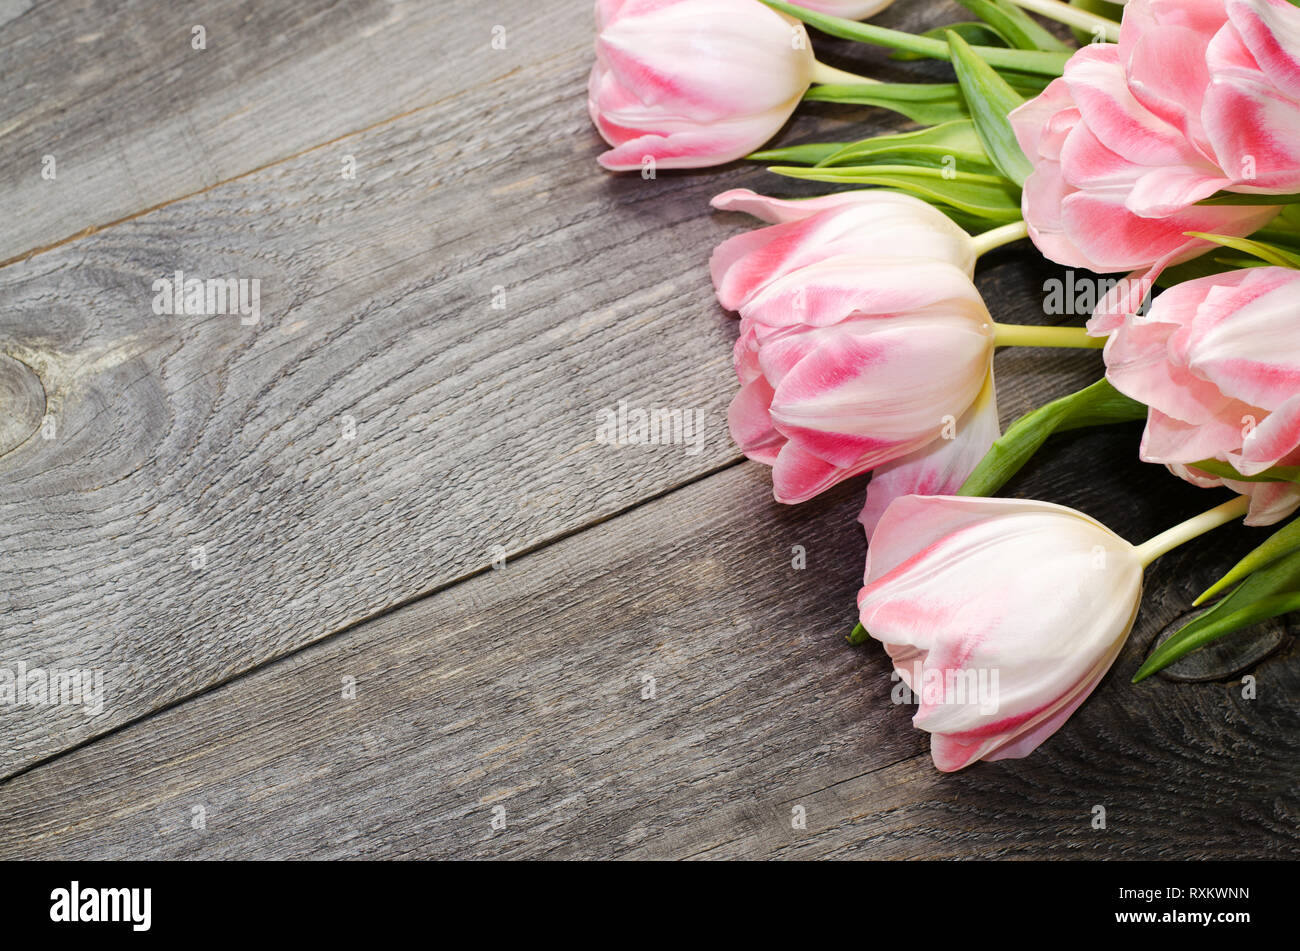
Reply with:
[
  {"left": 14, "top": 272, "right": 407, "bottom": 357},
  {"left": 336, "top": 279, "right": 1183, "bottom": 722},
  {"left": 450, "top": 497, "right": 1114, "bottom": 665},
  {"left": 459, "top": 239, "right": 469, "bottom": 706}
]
[{"left": 587, "top": 0, "right": 1300, "bottom": 770}]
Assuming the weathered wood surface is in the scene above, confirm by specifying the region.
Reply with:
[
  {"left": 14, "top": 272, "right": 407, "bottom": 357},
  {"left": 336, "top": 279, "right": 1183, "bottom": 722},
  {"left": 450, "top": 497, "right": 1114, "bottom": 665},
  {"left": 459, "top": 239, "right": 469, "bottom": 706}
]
[
  {"left": 0, "top": 0, "right": 984, "bottom": 779},
  {"left": 1, "top": 459, "right": 1295, "bottom": 859},
  {"left": 0, "top": 0, "right": 1295, "bottom": 859}
]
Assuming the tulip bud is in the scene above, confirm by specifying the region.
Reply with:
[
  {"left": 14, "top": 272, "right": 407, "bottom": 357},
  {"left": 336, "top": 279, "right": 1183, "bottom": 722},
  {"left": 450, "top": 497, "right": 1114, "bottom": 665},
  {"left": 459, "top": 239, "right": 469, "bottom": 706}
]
[
  {"left": 588, "top": 0, "right": 815, "bottom": 170},
  {"left": 858, "top": 495, "right": 1144, "bottom": 771},
  {"left": 729, "top": 257, "right": 996, "bottom": 505},
  {"left": 1104, "top": 266, "right": 1300, "bottom": 526}
]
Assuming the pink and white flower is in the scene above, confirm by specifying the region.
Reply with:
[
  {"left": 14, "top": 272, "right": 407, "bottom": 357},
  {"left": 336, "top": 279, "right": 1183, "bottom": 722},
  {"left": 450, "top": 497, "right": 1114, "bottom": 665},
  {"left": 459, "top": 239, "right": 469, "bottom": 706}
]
[
  {"left": 1104, "top": 266, "right": 1300, "bottom": 525},
  {"left": 727, "top": 256, "right": 998, "bottom": 509},
  {"left": 589, "top": 0, "right": 815, "bottom": 170},
  {"left": 858, "top": 495, "right": 1144, "bottom": 771},
  {"left": 712, "top": 189, "right": 996, "bottom": 521},
  {"left": 1009, "top": 0, "right": 1300, "bottom": 324}
]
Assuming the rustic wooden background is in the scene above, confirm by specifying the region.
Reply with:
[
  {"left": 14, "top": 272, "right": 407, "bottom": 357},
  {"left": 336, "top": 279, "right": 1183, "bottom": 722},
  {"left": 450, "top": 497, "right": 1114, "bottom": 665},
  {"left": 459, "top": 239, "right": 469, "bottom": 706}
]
[{"left": 0, "top": 0, "right": 1295, "bottom": 859}]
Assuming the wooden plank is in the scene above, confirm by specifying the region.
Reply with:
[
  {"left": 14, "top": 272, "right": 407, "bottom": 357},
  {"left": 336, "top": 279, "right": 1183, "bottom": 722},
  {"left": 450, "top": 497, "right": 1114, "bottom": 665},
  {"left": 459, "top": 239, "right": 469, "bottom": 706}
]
[
  {"left": 0, "top": 0, "right": 965, "bottom": 265},
  {"left": 0, "top": 0, "right": 585, "bottom": 263},
  {"left": 0, "top": 0, "right": 1001, "bottom": 777},
  {"left": 1, "top": 452, "right": 1295, "bottom": 860},
  {"left": 0, "top": 48, "right": 738, "bottom": 775}
]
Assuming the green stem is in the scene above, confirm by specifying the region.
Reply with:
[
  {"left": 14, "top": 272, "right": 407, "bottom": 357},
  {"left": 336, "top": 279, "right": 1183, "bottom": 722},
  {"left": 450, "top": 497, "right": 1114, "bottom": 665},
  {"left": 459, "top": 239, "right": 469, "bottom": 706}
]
[
  {"left": 810, "top": 59, "right": 878, "bottom": 85},
  {"left": 972, "top": 220, "right": 1029, "bottom": 257},
  {"left": 991, "top": 323, "right": 1105, "bottom": 349},
  {"left": 1132, "top": 495, "right": 1251, "bottom": 568},
  {"left": 1003, "top": 0, "right": 1121, "bottom": 42},
  {"left": 763, "top": 0, "right": 1070, "bottom": 76}
]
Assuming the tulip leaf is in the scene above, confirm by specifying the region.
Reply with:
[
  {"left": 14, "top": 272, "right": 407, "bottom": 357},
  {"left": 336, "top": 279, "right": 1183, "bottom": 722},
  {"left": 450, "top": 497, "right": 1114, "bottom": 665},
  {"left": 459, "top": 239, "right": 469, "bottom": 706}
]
[
  {"left": 891, "top": 22, "right": 1010, "bottom": 60},
  {"left": 1134, "top": 518, "right": 1300, "bottom": 681},
  {"left": 802, "top": 82, "right": 979, "bottom": 126},
  {"left": 816, "top": 120, "right": 988, "bottom": 168},
  {"left": 747, "top": 143, "right": 847, "bottom": 165},
  {"left": 1133, "top": 591, "right": 1300, "bottom": 682},
  {"left": 1195, "top": 514, "right": 1300, "bottom": 606},
  {"left": 958, "top": 377, "right": 1146, "bottom": 497},
  {"left": 954, "top": 0, "right": 1073, "bottom": 52},
  {"left": 1184, "top": 231, "right": 1300, "bottom": 269},
  {"left": 804, "top": 80, "right": 1046, "bottom": 126},
  {"left": 766, "top": 164, "right": 1023, "bottom": 222},
  {"left": 760, "top": 0, "right": 1071, "bottom": 76},
  {"left": 946, "top": 31, "right": 1034, "bottom": 186},
  {"left": 1187, "top": 458, "right": 1300, "bottom": 485}
]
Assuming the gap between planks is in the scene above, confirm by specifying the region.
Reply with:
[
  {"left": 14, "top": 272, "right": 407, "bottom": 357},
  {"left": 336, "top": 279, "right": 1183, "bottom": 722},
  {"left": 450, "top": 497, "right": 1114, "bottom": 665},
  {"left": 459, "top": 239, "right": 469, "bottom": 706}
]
[{"left": 0, "top": 455, "right": 748, "bottom": 788}]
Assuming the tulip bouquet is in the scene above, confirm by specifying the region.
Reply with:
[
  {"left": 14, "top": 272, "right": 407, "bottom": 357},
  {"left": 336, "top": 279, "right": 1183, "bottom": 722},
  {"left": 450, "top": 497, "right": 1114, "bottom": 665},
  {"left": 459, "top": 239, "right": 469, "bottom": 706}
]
[{"left": 588, "top": 0, "right": 1300, "bottom": 770}]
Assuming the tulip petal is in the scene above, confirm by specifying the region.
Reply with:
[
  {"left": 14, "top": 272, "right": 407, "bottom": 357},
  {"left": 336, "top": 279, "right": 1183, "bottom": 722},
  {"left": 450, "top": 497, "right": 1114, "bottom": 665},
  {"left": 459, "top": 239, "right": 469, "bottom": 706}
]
[
  {"left": 728, "top": 376, "right": 784, "bottom": 465},
  {"left": 1180, "top": 269, "right": 1300, "bottom": 410},
  {"left": 770, "top": 440, "right": 859, "bottom": 504},
  {"left": 857, "top": 370, "right": 999, "bottom": 539},
  {"left": 1227, "top": 0, "right": 1300, "bottom": 100},
  {"left": 1203, "top": 71, "right": 1300, "bottom": 192},
  {"left": 1233, "top": 392, "right": 1300, "bottom": 474},
  {"left": 596, "top": 109, "right": 796, "bottom": 170},
  {"left": 710, "top": 194, "right": 976, "bottom": 312},
  {"left": 710, "top": 188, "right": 882, "bottom": 224},
  {"left": 1241, "top": 480, "right": 1300, "bottom": 526}
]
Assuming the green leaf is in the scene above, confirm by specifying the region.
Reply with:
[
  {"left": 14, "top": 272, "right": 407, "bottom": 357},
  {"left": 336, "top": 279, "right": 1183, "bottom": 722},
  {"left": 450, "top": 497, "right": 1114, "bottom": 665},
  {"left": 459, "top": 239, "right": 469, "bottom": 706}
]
[
  {"left": 946, "top": 31, "right": 1034, "bottom": 186},
  {"left": 1196, "top": 514, "right": 1300, "bottom": 605},
  {"left": 804, "top": 79, "right": 1047, "bottom": 127},
  {"left": 767, "top": 164, "right": 1023, "bottom": 221},
  {"left": 816, "top": 120, "right": 988, "bottom": 168},
  {"left": 1266, "top": 204, "right": 1300, "bottom": 235},
  {"left": 958, "top": 378, "right": 1146, "bottom": 497},
  {"left": 1133, "top": 591, "right": 1300, "bottom": 682},
  {"left": 1184, "top": 231, "right": 1300, "bottom": 269},
  {"left": 760, "top": 0, "right": 1071, "bottom": 76},
  {"left": 747, "top": 142, "right": 847, "bottom": 165},
  {"left": 955, "top": 0, "right": 1072, "bottom": 52},
  {"left": 848, "top": 622, "right": 869, "bottom": 646},
  {"left": 892, "top": 22, "right": 1010, "bottom": 60},
  {"left": 803, "top": 82, "right": 977, "bottom": 125},
  {"left": 1186, "top": 458, "right": 1300, "bottom": 485}
]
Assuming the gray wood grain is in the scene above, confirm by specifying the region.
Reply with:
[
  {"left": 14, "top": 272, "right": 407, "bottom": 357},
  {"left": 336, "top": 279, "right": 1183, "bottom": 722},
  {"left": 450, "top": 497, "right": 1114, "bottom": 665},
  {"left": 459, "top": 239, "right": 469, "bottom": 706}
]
[
  {"left": 1, "top": 0, "right": 1295, "bottom": 858},
  {"left": 1, "top": 460, "right": 1294, "bottom": 860},
  {"left": 0, "top": 0, "right": 585, "bottom": 264},
  {"left": 0, "top": 0, "right": 992, "bottom": 778}
]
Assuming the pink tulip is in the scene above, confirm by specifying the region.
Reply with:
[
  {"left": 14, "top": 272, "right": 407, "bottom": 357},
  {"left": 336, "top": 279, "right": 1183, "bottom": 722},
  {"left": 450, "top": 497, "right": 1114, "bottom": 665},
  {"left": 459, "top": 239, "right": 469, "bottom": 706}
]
[
  {"left": 588, "top": 0, "right": 814, "bottom": 170},
  {"left": 1104, "top": 266, "right": 1300, "bottom": 525},
  {"left": 727, "top": 255, "right": 998, "bottom": 507},
  {"left": 1009, "top": 0, "right": 1299, "bottom": 319},
  {"left": 858, "top": 495, "right": 1144, "bottom": 771}
]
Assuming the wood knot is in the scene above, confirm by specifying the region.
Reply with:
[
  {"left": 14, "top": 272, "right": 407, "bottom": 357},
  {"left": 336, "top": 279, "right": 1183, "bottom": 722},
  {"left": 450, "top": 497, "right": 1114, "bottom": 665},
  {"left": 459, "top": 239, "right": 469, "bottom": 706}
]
[{"left": 0, "top": 352, "right": 47, "bottom": 457}]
